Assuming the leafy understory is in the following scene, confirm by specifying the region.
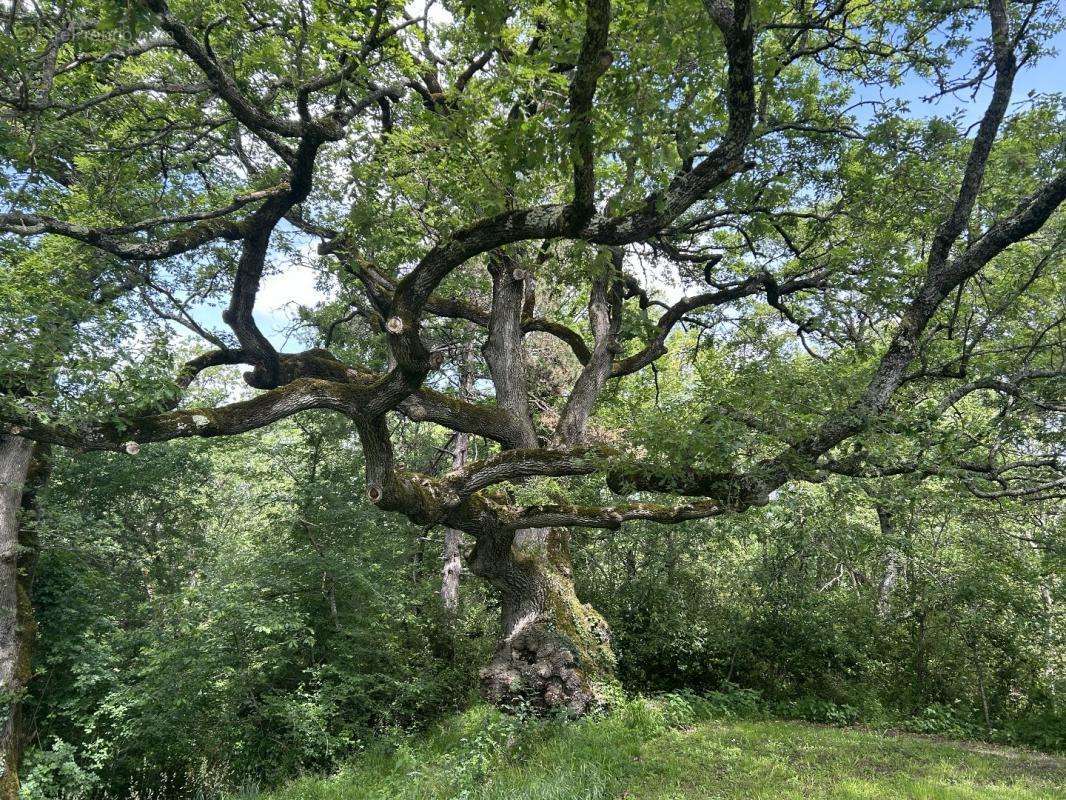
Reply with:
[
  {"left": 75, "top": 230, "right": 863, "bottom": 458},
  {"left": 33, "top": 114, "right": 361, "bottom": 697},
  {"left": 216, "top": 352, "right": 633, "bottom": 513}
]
[{"left": 241, "top": 701, "right": 1066, "bottom": 800}]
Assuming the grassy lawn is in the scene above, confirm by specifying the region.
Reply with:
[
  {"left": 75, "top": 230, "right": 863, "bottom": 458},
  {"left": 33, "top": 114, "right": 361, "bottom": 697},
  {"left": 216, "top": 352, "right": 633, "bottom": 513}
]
[{"left": 242, "top": 704, "right": 1066, "bottom": 800}]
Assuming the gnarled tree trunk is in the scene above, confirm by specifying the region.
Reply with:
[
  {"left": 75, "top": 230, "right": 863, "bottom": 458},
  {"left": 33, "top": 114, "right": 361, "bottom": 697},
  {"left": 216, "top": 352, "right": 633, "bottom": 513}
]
[
  {"left": 0, "top": 435, "right": 41, "bottom": 800},
  {"left": 470, "top": 525, "right": 616, "bottom": 715}
]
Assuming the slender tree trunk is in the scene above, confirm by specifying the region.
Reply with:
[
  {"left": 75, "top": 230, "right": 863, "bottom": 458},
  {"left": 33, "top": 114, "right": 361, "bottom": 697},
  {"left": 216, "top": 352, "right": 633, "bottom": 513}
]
[
  {"left": 442, "top": 341, "right": 476, "bottom": 624},
  {"left": 0, "top": 435, "right": 40, "bottom": 799},
  {"left": 874, "top": 505, "right": 901, "bottom": 619},
  {"left": 441, "top": 432, "right": 469, "bottom": 624},
  {"left": 470, "top": 525, "right": 616, "bottom": 715},
  {"left": 440, "top": 522, "right": 464, "bottom": 623},
  {"left": 976, "top": 658, "right": 992, "bottom": 733},
  {"left": 914, "top": 609, "right": 928, "bottom": 703}
]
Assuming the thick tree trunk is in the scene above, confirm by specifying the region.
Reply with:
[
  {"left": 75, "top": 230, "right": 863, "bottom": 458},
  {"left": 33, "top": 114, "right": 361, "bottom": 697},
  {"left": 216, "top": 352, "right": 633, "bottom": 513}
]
[
  {"left": 469, "top": 526, "right": 616, "bottom": 715},
  {"left": 0, "top": 435, "right": 39, "bottom": 799}
]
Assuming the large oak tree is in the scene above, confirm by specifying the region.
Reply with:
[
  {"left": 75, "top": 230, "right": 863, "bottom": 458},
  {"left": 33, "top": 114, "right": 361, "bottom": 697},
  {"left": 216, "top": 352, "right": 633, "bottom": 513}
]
[{"left": 1, "top": 0, "right": 1064, "bottom": 791}]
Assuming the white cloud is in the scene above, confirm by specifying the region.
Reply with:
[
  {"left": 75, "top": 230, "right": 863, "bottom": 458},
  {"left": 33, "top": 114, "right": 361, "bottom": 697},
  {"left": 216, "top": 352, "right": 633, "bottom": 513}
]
[
  {"left": 256, "top": 255, "right": 341, "bottom": 349},
  {"left": 257, "top": 262, "right": 330, "bottom": 315},
  {"left": 408, "top": 0, "right": 453, "bottom": 26}
]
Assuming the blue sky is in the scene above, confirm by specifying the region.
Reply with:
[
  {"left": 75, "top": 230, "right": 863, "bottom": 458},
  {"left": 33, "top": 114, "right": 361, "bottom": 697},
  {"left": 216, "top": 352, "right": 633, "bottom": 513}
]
[{"left": 850, "top": 26, "right": 1065, "bottom": 123}]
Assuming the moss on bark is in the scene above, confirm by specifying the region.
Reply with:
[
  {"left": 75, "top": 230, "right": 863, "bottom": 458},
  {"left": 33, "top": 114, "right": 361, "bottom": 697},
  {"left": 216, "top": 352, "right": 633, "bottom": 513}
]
[{"left": 476, "top": 527, "right": 617, "bottom": 716}]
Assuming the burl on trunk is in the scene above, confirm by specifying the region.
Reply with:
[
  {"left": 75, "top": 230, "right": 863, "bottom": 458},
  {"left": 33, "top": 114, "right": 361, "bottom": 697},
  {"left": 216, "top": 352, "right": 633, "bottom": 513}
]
[{"left": 469, "top": 526, "right": 616, "bottom": 715}]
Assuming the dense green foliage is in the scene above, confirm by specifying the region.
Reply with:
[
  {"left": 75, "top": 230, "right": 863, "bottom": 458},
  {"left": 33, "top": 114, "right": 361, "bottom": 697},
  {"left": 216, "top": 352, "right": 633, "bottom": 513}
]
[
  {"left": 23, "top": 419, "right": 491, "bottom": 797},
  {"left": 17, "top": 410, "right": 1062, "bottom": 797},
  {"left": 579, "top": 482, "right": 1063, "bottom": 746}
]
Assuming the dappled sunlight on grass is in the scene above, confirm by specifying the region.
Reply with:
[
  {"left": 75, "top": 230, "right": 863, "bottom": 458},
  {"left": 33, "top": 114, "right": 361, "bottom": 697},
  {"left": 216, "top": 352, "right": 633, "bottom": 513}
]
[
  {"left": 624, "top": 720, "right": 1064, "bottom": 799},
  {"left": 242, "top": 703, "right": 1065, "bottom": 800}
]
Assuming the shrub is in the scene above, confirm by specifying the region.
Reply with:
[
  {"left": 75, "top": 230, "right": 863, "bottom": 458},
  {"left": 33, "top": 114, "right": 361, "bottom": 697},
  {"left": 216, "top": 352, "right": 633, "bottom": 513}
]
[{"left": 898, "top": 703, "right": 982, "bottom": 740}]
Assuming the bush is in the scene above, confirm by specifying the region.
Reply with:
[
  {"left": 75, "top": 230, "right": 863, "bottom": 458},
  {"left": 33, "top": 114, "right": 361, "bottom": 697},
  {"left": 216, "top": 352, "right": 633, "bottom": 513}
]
[
  {"left": 1001, "top": 709, "right": 1066, "bottom": 752},
  {"left": 773, "top": 696, "right": 863, "bottom": 726},
  {"left": 19, "top": 739, "right": 100, "bottom": 800},
  {"left": 698, "top": 685, "right": 769, "bottom": 720},
  {"left": 897, "top": 703, "right": 982, "bottom": 740}
]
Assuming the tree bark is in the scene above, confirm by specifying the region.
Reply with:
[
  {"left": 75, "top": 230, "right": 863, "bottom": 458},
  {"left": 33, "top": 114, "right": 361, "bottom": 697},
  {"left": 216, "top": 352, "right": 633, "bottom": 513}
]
[
  {"left": 442, "top": 340, "right": 476, "bottom": 625},
  {"left": 441, "top": 527, "right": 463, "bottom": 619},
  {"left": 0, "top": 436, "right": 40, "bottom": 799},
  {"left": 874, "top": 505, "right": 901, "bottom": 619},
  {"left": 469, "top": 525, "right": 616, "bottom": 715}
]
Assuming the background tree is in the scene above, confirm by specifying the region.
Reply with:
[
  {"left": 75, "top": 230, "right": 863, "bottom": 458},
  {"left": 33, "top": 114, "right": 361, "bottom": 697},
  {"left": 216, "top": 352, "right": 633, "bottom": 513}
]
[{"left": 0, "top": 230, "right": 136, "bottom": 793}]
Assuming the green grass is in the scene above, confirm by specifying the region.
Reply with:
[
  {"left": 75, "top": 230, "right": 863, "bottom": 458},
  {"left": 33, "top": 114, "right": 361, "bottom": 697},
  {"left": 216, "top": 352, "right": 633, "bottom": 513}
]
[{"left": 240, "top": 701, "right": 1066, "bottom": 800}]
